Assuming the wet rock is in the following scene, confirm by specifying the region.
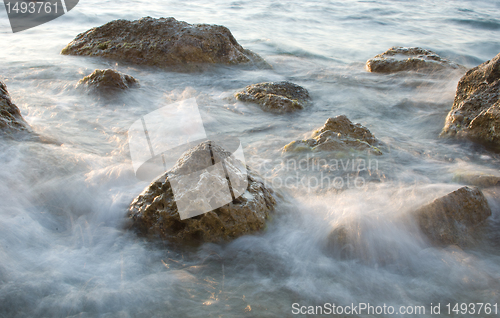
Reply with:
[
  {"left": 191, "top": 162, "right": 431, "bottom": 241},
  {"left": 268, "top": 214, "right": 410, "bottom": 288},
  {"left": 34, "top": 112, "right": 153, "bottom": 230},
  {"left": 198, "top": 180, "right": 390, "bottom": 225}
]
[
  {"left": 0, "top": 80, "right": 32, "bottom": 137},
  {"left": 127, "top": 141, "right": 276, "bottom": 244},
  {"left": 325, "top": 220, "right": 414, "bottom": 265},
  {"left": 325, "top": 225, "right": 355, "bottom": 259},
  {"left": 283, "top": 115, "right": 382, "bottom": 155},
  {"left": 453, "top": 171, "right": 500, "bottom": 188},
  {"left": 61, "top": 17, "right": 267, "bottom": 71},
  {"left": 415, "top": 186, "right": 491, "bottom": 246},
  {"left": 235, "top": 81, "right": 311, "bottom": 113},
  {"left": 77, "top": 69, "right": 138, "bottom": 92},
  {"left": 440, "top": 52, "right": 500, "bottom": 148},
  {"left": 366, "top": 47, "right": 463, "bottom": 73}
]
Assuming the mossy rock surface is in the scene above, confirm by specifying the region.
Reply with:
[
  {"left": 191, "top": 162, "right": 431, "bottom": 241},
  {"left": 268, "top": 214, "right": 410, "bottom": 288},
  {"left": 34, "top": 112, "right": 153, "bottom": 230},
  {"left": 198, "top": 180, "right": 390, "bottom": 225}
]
[
  {"left": 366, "top": 46, "right": 464, "bottom": 73},
  {"left": 235, "top": 81, "right": 311, "bottom": 114},
  {"left": 61, "top": 17, "right": 268, "bottom": 71},
  {"left": 283, "top": 115, "right": 382, "bottom": 156},
  {"left": 77, "top": 69, "right": 139, "bottom": 92},
  {"left": 128, "top": 141, "right": 276, "bottom": 244}
]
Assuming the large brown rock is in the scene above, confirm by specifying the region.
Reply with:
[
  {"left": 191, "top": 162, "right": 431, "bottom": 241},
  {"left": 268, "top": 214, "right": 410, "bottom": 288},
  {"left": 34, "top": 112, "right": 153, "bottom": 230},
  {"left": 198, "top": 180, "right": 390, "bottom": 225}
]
[
  {"left": 441, "top": 52, "right": 500, "bottom": 148},
  {"left": 283, "top": 115, "right": 382, "bottom": 155},
  {"left": 77, "top": 69, "right": 138, "bottom": 92},
  {"left": 235, "top": 81, "right": 311, "bottom": 113},
  {"left": 0, "top": 80, "right": 32, "bottom": 137},
  {"left": 325, "top": 186, "right": 492, "bottom": 262},
  {"left": 366, "top": 47, "right": 463, "bottom": 73},
  {"left": 128, "top": 141, "right": 276, "bottom": 243},
  {"left": 61, "top": 17, "right": 267, "bottom": 71},
  {"left": 415, "top": 186, "right": 491, "bottom": 246}
]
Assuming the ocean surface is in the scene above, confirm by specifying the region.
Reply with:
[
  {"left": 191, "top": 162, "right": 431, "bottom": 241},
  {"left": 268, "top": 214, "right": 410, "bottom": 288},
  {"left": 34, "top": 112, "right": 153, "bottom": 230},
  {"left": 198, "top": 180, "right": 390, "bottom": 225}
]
[{"left": 1, "top": 0, "right": 500, "bottom": 317}]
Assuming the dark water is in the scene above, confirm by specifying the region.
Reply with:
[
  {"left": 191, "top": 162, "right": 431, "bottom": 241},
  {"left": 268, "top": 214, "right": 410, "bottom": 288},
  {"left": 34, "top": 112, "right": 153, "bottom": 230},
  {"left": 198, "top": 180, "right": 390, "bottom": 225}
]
[{"left": 0, "top": 0, "right": 500, "bottom": 317}]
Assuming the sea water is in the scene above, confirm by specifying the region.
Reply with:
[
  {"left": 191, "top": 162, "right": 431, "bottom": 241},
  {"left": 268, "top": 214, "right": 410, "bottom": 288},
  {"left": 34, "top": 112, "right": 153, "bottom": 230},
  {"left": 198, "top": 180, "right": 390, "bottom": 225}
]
[{"left": 0, "top": 0, "right": 500, "bottom": 317}]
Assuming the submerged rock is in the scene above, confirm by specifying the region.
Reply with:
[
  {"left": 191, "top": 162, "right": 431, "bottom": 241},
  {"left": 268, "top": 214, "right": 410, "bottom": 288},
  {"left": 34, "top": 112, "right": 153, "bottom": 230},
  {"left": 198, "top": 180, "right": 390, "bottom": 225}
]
[
  {"left": 325, "top": 222, "right": 406, "bottom": 265},
  {"left": 453, "top": 171, "right": 500, "bottom": 188},
  {"left": 128, "top": 141, "right": 276, "bottom": 243},
  {"left": 0, "top": 80, "right": 32, "bottom": 137},
  {"left": 283, "top": 115, "right": 382, "bottom": 155},
  {"left": 235, "top": 81, "right": 311, "bottom": 113},
  {"left": 415, "top": 186, "right": 491, "bottom": 246},
  {"left": 77, "top": 69, "right": 138, "bottom": 92},
  {"left": 61, "top": 17, "right": 267, "bottom": 71},
  {"left": 366, "top": 47, "right": 463, "bottom": 73},
  {"left": 440, "top": 52, "right": 500, "bottom": 148}
]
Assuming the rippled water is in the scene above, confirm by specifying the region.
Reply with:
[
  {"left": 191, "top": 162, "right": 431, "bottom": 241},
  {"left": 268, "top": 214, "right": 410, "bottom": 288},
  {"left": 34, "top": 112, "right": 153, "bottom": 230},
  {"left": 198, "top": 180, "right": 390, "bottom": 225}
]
[{"left": 1, "top": 0, "right": 500, "bottom": 317}]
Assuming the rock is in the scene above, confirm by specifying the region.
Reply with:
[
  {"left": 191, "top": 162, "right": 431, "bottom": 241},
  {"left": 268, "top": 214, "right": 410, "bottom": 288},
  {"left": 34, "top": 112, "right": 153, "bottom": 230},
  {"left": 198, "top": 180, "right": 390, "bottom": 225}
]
[
  {"left": 61, "top": 17, "right": 267, "bottom": 71},
  {"left": 415, "top": 186, "right": 491, "bottom": 246},
  {"left": 127, "top": 141, "right": 276, "bottom": 243},
  {"left": 453, "top": 171, "right": 500, "bottom": 188},
  {"left": 283, "top": 115, "right": 382, "bottom": 155},
  {"left": 325, "top": 221, "right": 409, "bottom": 265},
  {"left": 325, "top": 225, "right": 355, "bottom": 259},
  {"left": 440, "top": 52, "right": 500, "bottom": 148},
  {"left": 366, "top": 47, "right": 463, "bottom": 73},
  {"left": 77, "top": 69, "right": 138, "bottom": 92},
  {"left": 0, "top": 80, "right": 32, "bottom": 137},
  {"left": 235, "top": 81, "right": 311, "bottom": 113}
]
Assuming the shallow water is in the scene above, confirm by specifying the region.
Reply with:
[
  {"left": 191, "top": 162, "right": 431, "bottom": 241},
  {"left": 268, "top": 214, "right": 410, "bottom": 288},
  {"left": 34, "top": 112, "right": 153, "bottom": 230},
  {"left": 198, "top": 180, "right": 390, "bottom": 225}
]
[{"left": 1, "top": 0, "right": 500, "bottom": 317}]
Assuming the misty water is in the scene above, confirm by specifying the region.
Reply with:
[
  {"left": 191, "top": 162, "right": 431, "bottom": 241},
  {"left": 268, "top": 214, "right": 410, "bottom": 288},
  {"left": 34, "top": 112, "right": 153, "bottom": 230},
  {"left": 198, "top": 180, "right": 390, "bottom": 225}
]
[{"left": 1, "top": 0, "right": 500, "bottom": 317}]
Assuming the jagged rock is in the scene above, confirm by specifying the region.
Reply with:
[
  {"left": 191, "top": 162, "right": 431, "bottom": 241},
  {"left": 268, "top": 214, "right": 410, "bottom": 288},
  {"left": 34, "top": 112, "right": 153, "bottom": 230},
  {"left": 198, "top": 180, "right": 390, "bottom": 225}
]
[
  {"left": 128, "top": 141, "right": 276, "bottom": 243},
  {"left": 235, "top": 81, "right": 311, "bottom": 113},
  {"left": 441, "top": 52, "right": 500, "bottom": 148},
  {"left": 61, "top": 17, "right": 267, "bottom": 71},
  {"left": 0, "top": 80, "right": 32, "bottom": 137},
  {"left": 366, "top": 47, "right": 463, "bottom": 73},
  {"left": 415, "top": 186, "right": 491, "bottom": 246},
  {"left": 77, "top": 69, "right": 138, "bottom": 92},
  {"left": 283, "top": 115, "right": 382, "bottom": 155}
]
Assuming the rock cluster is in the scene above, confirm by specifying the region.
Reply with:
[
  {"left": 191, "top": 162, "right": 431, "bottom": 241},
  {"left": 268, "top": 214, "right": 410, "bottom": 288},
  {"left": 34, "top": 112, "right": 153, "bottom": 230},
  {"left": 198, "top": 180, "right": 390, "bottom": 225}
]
[
  {"left": 366, "top": 47, "right": 463, "bottom": 73},
  {"left": 128, "top": 141, "right": 276, "bottom": 243},
  {"left": 77, "top": 69, "right": 138, "bottom": 92},
  {"left": 441, "top": 52, "right": 500, "bottom": 149},
  {"left": 0, "top": 80, "right": 31, "bottom": 137},
  {"left": 61, "top": 17, "right": 267, "bottom": 70},
  {"left": 235, "top": 81, "right": 311, "bottom": 113},
  {"left": 283, "top": 115, "right": 382, "bottom": 155}
]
